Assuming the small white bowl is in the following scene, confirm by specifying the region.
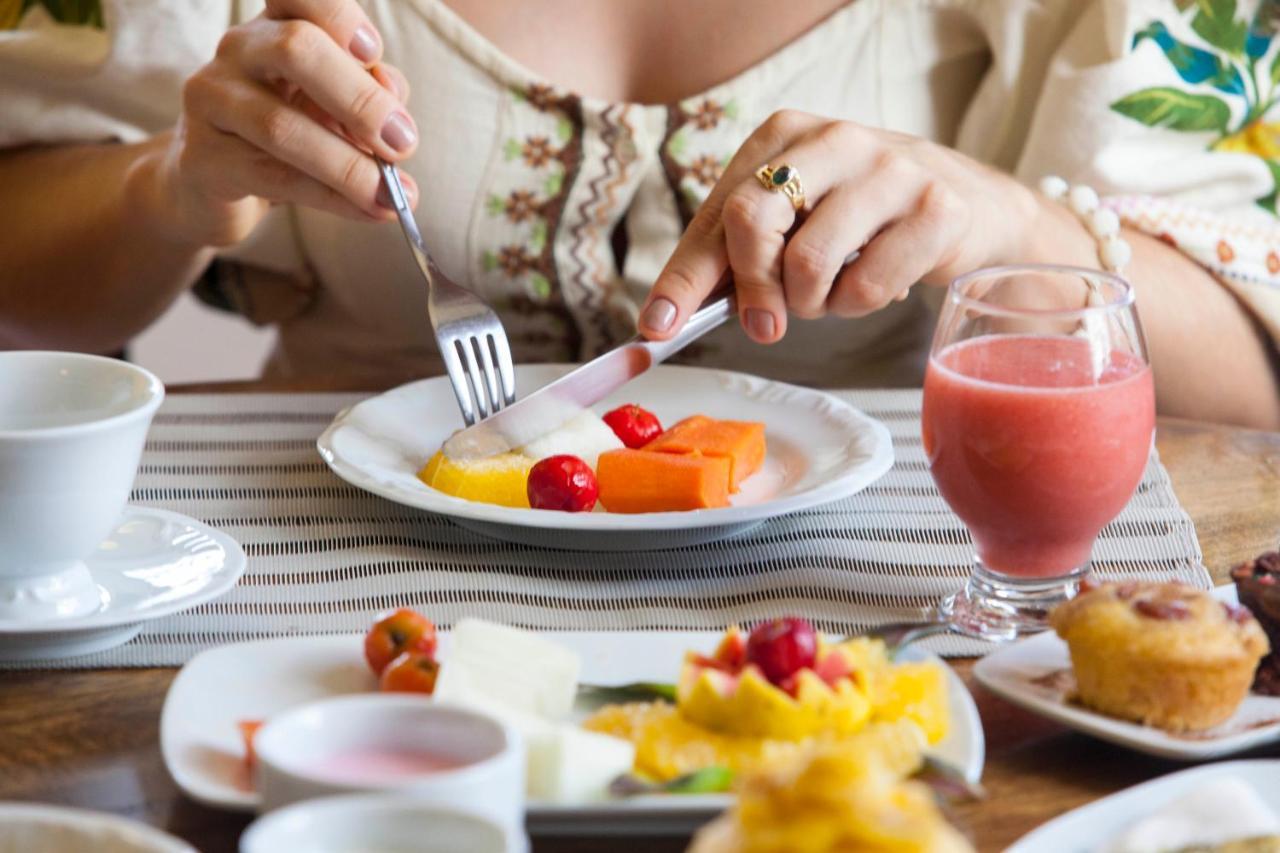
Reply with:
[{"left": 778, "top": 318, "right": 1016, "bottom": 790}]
[
  {"left": 240, "top": 794, "right": 529, "bottom": 853},
  {"left": 0, "top": 803, "right": 195, "bottom": 853},
  {"left": 0, "top": 351, "right": 163, "bottom": 621},
  {"left": 254, "top": 695, "right": 524, "bottom": 830}
]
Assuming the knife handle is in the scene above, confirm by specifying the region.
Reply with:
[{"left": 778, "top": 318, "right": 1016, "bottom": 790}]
[{"left": 643, "top": 291, "right": 735, "bottom": 364}]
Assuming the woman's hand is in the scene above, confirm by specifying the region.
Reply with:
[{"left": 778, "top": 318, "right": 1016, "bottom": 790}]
[
  {"left": 140, "top": 0, "right": 419, "bottom": 248},
  {"left": 638, "top": 110, "right": 1042, "bottom": 343}
]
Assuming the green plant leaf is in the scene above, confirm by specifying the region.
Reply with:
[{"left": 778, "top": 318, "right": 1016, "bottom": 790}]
[
  {"left": 1133, "top": 21, "right": 1245, "bottom": 94},
  {"left": 1191, "top": 0, "right": 1248, "bottom": 56},
  {"left": 1257, "top": 158, "right": 1280, "bottom": 215},
  {"left": 1111, "top": 87, "right": 1232, "bottom": 132}
]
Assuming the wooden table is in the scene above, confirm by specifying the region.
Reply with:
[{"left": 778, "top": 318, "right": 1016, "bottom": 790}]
[{"left": 2, "top": 385, "right": 1278, "bottom": 852}]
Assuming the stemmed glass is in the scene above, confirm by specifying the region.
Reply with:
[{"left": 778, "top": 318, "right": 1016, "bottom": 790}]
[{"left": 922, "top": 264, "right": 1155, "bottom": 641}]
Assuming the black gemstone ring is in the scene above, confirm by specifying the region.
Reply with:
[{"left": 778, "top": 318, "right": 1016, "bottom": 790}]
[{"left": 754, "top": 163, "right": 805, "bottom": 211}]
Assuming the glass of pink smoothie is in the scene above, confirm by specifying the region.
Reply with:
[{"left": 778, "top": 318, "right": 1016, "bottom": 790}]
[{"left": 922, "top": 264, "right": 1155, "bottom": 640}]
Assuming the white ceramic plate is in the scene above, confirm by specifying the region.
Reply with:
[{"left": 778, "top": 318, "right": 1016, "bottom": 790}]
[
  {"left": 974, "top": 585, "right": 1280, "bottom": 760},
  {"left": 0, "top": 802, "right": 196, "bottom": 853},
  {"left": 161, "top": 630, "right": 983, "bottom": 835},
  {"left": 316, "top": 364, "right": 894, "bottom": 550},
  {"left": 0, "top": 506, "right": 246, "bottom": 661},
  {"left": 1007, "top": 759, "right": 1280, "bottom": 852}
]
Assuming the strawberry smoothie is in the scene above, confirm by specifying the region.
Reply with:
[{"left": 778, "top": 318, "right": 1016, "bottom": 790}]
[{"left": 922, "top": 334, "right": 1155, "bottom": 578}]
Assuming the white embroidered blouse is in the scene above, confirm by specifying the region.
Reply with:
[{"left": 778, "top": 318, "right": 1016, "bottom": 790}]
[{"left": 3, "top": 0, "right": 1279, "bottom": 385}]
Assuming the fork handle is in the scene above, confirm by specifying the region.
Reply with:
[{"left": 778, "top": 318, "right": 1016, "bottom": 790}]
[{"left": 376, "top": 158, "right": 442, "bottom": 284}]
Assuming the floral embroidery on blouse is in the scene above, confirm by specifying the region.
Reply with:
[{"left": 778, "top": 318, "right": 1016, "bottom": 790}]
[
  {"left": 471, "top": 84, "right": 586, "bottom": 359},
  {"left": 660, "top": 97, "right": 741, "bottom": 225},
  {"left": 1113, "top": 0, "right": 1280, "bottom": 214}
]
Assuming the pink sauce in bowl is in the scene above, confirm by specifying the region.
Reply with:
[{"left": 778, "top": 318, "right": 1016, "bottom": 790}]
[{"left": 306, "top": 747, "right": 471, "bottom": 786}]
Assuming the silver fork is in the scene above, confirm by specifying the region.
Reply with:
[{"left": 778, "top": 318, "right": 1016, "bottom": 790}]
[{"left": 376, "top": 159, "right": 517, "bottom": 425}]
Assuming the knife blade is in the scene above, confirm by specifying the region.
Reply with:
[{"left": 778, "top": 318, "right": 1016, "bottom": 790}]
[{"left": 442, "top": 292, "right": 736, "bottom": 460}]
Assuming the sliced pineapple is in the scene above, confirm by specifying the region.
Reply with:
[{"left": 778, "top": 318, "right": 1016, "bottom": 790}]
[
  {"left": 583, "top": 701, "right": 925, "bottom": 784},
  {"left": 871, "top": 661, "right": 950, "bottom": 745}
]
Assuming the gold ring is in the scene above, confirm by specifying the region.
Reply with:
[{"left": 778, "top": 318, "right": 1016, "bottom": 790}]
[{"left": 755, "top": 163, "right": 805, "bottom": 211}]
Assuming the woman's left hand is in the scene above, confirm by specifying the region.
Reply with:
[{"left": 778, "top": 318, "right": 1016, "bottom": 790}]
[{"left": 637, "top": 110, "right": 1042, "bottom": 343}]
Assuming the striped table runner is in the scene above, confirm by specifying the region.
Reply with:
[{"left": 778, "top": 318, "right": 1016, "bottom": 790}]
[{"left": 42, "top": 390, "right": 1208, "bottom": 665}]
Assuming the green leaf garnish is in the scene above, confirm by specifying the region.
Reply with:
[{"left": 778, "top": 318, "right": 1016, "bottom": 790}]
[
  {"left": 579, "top": 681, "right": 677, "bottom": 703},
  {"left": 609, "top": 766, "right": 735, "bottom": 798}
]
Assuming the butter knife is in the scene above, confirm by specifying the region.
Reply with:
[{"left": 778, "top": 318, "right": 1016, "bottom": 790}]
[{"left": 443, "top": 291, "right": 736, "bottom": 460}]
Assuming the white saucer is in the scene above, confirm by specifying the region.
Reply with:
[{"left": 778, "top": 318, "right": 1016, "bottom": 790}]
[
  {"left": 973, "top": 585, "right": 1280, "bottom": 760},
  {"left": 1007, "top": 760, "right": 1280, "bottom": 852},
  {"left": 0, "top": 803, "right": 196, "bottom": 853},
  {"left": 0, "top": 506, "right": 246, "bottom": 662}
]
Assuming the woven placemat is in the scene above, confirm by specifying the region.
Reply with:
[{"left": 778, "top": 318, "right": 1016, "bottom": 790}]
[{"left": 20, "top": 389, "right": 1207, "bottom": 666}]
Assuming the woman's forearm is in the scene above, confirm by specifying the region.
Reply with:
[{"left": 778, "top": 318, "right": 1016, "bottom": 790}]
[
  {"left": 0, "top": 134, "right": 215, "bottom": 354},
  {"left": 1029, "top": 200, "right": 1280, "bottom": 430}
]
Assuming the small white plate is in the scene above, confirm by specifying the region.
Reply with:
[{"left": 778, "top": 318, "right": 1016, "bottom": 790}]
[
  {"left": 1007, "top": 759, "right": 1280, "bottom": 852},
  {"left": 974, "top": 585, "right": 1280, "bottom": 760},
  {"left": 0, "top": 506, "right": 247, "bottom": 661},
  {"left": 316, "top": 364, "right": 894, "bottom": 551},
  {"left": 0, "top": 802, "right": 196, "bottom": 853},
  {"left": 161, "top": 630, "right": 983, "bottom": 835}
]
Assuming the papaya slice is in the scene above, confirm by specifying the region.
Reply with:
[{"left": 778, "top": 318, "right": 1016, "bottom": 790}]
[
  {"left": 643, "top": 415, "right": 766, "bottom": 491},
  {"left": 597, "top": 449, "right": 731, "bottom": 513}
]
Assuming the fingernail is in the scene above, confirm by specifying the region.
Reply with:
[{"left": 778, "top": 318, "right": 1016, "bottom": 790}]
[
  {"left": 350, "top": 25, "right": 381, "bottom": 63},
  {"left": 745, "top": 308, "right": 776, "bottom": 341},
  {"left": 381, "top": 111, "right": 417, "bottom": 153},
  {"left": 401, "top": 174, "right": 418, "bottom": 207},
  {"left": 375, "top": 182, "right": 396, "bottom": 210},
  {"left": 641, "top": 298, "right": 677, "bottom": 333}
]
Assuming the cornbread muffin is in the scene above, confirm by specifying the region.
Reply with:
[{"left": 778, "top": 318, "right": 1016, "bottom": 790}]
[
  {"left": 1232, "top": 552, "right": 1280, "bottom": 696},
  {"left": 1050, "top": 581, "right": 1268, "bottom": 732}
]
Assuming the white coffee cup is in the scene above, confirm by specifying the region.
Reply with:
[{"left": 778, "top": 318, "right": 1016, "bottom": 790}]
[
  {"left": 254, "top": 695, "right": 525, "bottom": 831},
  {"left": 0, "top": 351, "right": 164, "bottom": 621},
  {"left": 240, "top": 794, "right": 529, "bottom": 853}
]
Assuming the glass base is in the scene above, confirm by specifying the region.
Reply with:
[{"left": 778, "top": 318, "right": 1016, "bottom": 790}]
[{"left": 941, "top": 561, "right": 1091, "bottom": 642}]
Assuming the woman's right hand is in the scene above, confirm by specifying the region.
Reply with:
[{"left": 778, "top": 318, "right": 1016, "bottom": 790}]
[{"left": 144, "top": 0, "right": 419, "bottom": 248}]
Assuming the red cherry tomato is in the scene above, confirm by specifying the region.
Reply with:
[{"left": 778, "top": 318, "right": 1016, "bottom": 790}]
[
  {"left": 379, "top": 651, "right": 441, "bottom": 694},
  {"left": 746, "top": 617, "right": 817, "bottom": 686},
  {"left": 363, "top": 608, "right": 438, "bottom": 676},
  {"left": 527, "top": 455, "right": 599, "bottom": 512},
  {"left": 602, "top": 405, "right": 663, "bottom": 449}
]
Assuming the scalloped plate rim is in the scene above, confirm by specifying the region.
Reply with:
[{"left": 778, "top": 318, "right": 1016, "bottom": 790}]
[{"left": 315, "top": 364, "right": 895, "bottom": 531}]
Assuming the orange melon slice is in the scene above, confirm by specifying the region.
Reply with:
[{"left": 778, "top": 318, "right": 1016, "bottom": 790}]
[
  {"left": 596, "top": 449, "right": 731, "bottom": 513},
  {"left": 644, "top": 415, "right": 766, "bottom": 491}
]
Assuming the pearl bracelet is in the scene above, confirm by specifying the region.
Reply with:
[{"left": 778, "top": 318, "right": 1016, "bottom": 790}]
[{"left": 1039, "top": 176, "right": 1132, "bottom": 273}]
